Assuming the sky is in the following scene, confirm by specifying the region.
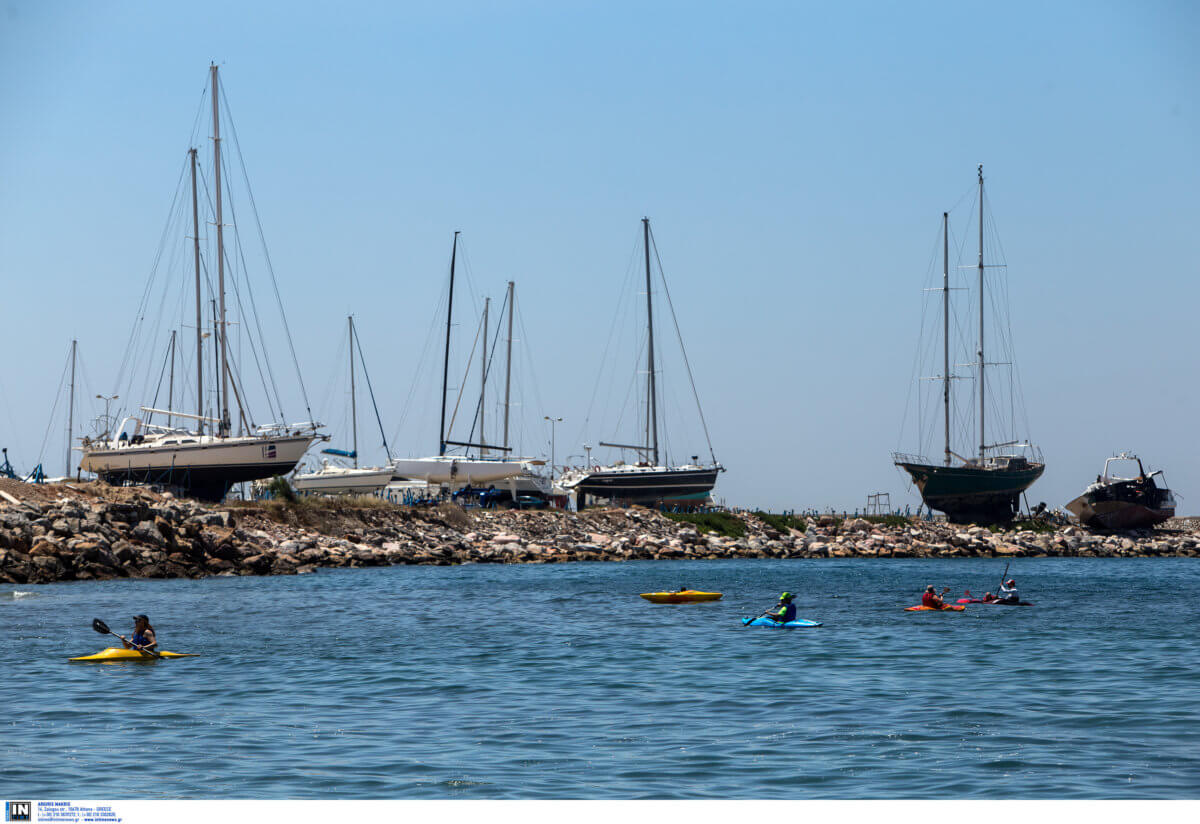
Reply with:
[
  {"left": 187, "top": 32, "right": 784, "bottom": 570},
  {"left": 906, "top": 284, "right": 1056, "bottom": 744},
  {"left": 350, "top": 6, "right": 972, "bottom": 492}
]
[{"left": 1, "top": 0, "right": 1197, "bottom": 513}]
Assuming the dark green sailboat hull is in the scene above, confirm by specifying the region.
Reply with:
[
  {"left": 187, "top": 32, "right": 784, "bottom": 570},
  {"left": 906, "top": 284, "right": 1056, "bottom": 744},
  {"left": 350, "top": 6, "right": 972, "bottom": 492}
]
[{"left": 897, "top": 461, "right": 1045, "bottom": 524}]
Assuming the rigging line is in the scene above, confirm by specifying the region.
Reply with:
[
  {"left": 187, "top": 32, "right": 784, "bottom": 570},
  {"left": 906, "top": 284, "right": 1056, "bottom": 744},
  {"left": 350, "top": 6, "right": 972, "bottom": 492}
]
[
  {"left": 573, "top": 232, "right": 642, "bottom": 446},
  {"left": 219, "top": 138, "right": 281, "bottom": 423},
  {"left": 352, "top": 321, "right": 393, "bottom": 459},
  {"left": 36, "top": 343, "right": 73, "bottom": 466},
  {"left": 446, "top": 306, "right": 485, "bottom": 447},
  {"left": 648, "top": 225, "right": 717, "bottom": 463},
  {"left": 132, "top": 188, "right": 193, "bottom": 412},
  {"left": 219, "top": 82, "right": 315, "bottom": 425},
  {"left": 899, "top": 215, "right": 945, "bottom": 457},
  {"left": 390, "top": 287, "right": 445, "bottom": 448},
  {"left": 223, "top": 344, "right": 256, "bottom": 431},
  {"left": 513, "top": 299, "right": 548, "bottom": 451},
  {"left": 144, "top": 336, "right": 176, "bottom": 429},
  {"left": 317, "top": 331, "right": 350, "bottom": 439},
  {"left": 220, "top": 162, "right": 284, "bottom": 425},
  {"left": 464, "top": 289, "right": 510, "bottom": 450},
  {"left": 113, "top": 151, "right": 192, "bottom": 395}
]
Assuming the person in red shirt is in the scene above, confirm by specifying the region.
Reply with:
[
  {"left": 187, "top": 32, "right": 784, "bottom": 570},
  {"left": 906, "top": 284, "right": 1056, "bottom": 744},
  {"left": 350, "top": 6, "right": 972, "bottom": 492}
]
[{"left": 921, "top": 585, "right": 950, "bottom": 609}]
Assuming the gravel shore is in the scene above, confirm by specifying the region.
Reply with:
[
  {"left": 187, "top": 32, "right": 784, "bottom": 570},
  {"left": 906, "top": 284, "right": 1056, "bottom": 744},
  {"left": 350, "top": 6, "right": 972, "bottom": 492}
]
[{"left": 0, "top": 479, "right": 1196, "bottom": 584}]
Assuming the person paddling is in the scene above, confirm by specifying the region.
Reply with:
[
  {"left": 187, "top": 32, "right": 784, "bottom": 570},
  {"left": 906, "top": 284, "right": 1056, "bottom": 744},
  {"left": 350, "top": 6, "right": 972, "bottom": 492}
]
[
  {"left": 763, "top": 592, "right": 797, "bottom": 623},
  {"left": 922, "top": 585, "right": 950, "bottom": 609},
  {"left": 120, "top": 614, "right": 157, "bottom": 653},
  {"left": 996, "top": 579, "right": 1020, "bottom": 605}
]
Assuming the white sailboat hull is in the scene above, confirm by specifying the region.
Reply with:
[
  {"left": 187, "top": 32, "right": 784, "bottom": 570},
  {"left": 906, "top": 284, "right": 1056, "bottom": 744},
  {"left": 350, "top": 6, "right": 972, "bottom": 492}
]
[
  {"left": 292, "top": 465, "right": 393, "bottom": 495},
  {"left": 390, "top": 456, "right": 529, "bottom": 485},
  {"left": 81, "top": 433, "right": 316, "bottom": 500}
]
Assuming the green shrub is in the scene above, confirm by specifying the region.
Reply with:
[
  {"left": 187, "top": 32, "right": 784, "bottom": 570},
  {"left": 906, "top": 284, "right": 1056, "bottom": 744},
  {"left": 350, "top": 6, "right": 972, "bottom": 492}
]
[
  {"left": 753, "top": 511, "right": 807, "bottom": 533},
  {"left": 266, "top": 475, "right": 296, "bottom": 503},
  {"left": 662, "top": 511, "right": 747, "bottom": 538}
]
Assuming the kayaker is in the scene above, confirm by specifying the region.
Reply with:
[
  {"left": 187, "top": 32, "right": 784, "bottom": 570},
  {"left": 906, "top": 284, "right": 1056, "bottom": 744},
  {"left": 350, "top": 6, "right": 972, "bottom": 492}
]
[
  {"left": 120, "top": 614, "right": 157, "bottom": 653},
  {"left": 981, "top": 591, "right": 998, "bottom": 603},
  {"left": 763, "top": 592, "right": 797, "bottom": 623},
  {"left": 922, "top": 585, "right": 949, "bottom": 609},
  {"left": 997, "top": 579, "right": 1020, "bottom": 605}
]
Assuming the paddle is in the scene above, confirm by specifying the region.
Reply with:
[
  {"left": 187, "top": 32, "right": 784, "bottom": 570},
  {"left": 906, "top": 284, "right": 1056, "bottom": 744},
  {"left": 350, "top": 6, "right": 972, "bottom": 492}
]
[
  {"left": 742, "top": 610, "right": 774, "bottom": 626},
  {"left": 92, "top": 618, "right": 161, "bottom": 659}
]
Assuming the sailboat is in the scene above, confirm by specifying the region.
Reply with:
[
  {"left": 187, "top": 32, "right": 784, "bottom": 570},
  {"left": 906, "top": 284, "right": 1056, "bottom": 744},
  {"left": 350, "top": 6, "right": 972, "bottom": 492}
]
[
  {"left": 292, "top": 317, "right": 394, "bottom": 496},
  {"left": 80, "top": 65, "right": 322, "bottom": 501},
  {"left": 894, "top": 166, "right": 1044, "bottom": 523},
  {"left": 389, "top": 233, "right": 538, "bottom": 487},
  {"left": 558, "top": 218, "right": 723, "bottom": 506}
]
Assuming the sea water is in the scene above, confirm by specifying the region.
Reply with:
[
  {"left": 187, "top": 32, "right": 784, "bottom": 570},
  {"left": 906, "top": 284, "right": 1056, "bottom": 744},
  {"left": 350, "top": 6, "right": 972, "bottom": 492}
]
[{"left": 2, "top": 557, "right": 1197, "bottom": 798}]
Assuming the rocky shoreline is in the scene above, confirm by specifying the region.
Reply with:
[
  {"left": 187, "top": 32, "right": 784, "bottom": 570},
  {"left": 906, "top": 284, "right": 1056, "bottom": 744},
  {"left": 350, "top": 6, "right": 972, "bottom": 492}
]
[{"left": 0, "top": 480, "right": 1196, "bottom": 585}]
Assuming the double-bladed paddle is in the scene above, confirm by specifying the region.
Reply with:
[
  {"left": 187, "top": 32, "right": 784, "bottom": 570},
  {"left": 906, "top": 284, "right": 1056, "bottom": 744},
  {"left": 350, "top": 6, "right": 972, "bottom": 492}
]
[{"left": 92, "top": 617, "right": 161, "bottom": 659}]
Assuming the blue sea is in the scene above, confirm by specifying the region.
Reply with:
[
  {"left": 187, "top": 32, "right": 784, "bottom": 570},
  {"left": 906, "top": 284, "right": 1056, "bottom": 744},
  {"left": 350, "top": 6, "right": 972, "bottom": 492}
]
[{"left": 3, "top": 558, "right": 1198, "bottom": 799}]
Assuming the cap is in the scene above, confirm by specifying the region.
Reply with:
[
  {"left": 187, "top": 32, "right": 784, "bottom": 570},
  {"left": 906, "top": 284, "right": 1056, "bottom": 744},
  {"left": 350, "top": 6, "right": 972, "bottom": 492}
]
[
  {"left": 925, "top": 585, "right": 935, "bottom": 592},
  {"left": 133, "top": 614, "right": 149, "bottom": 623},
  {"left": 780, "top": 592, "right": 794, "bottom": 601},
  {"left": 1006, "top": 579, "right": 1015, "bottom": 586}
]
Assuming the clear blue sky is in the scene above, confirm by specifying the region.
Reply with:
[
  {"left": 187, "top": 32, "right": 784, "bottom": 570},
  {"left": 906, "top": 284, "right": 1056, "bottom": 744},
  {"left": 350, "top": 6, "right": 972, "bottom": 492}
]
[{"left": 2, "top": 0, "right": 1197, "bottom": 512}]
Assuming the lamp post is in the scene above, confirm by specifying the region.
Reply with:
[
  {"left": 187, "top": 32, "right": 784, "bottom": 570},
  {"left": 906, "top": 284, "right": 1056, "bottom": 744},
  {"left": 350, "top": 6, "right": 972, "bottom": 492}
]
[
  {"left": 96, "top": 394, "right": 118, "bottom": 439},
  {"left": 543, "top": 416, "right": 562, "bottom": 473}
]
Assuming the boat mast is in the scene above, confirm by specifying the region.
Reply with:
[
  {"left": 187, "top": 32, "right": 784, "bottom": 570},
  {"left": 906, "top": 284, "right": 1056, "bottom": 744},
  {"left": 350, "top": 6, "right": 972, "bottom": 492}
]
[
  {"left": 439, "top": 231, "right": 459, "bottom": 456},
  {"left": 349, "top": 316, "right": 358, "bottom": 468},
  {"left": 503, "top": 280, "right": 514, "bottom": 450},
  {"left": 977, "top": 164, "right": 985, "bottom": 461},
  {"left": 942, "top": 212, "right": 950, "bottom": 467},
  {"left": 211, "top": 64, "right": 231, "bottom": 438},
  {"left": 480, "top": 297, "right": 489, "bottom": 457},
  {"left": 189, "top": 147, "right": 204, "bottom": 434},
  {"left": 66, "top": 339, "right": 76, "bottom": 477},
  {"left": 643, "top": 217, "right": 659, "bottom": 466},
  {"left": 168, "top": 330, "right": 177, "bottom": 429}
]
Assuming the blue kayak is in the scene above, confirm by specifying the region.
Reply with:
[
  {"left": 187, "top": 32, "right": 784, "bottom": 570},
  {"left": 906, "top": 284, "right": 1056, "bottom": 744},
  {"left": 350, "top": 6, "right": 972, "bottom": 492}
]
[{"left": 743, "top": 616, "right": 822, "bottom": 628}]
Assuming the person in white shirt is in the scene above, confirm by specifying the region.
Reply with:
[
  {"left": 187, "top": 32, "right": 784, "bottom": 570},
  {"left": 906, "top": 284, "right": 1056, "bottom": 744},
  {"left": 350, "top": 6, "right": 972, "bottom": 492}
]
[{"left": 997, "top": 579, "right": 1019, "bottom": 604}]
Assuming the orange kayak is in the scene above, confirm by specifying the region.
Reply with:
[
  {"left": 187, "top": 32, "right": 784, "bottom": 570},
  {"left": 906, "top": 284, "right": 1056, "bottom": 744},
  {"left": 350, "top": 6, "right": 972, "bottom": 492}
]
[
  {"left": 640, "top": 590, "right": 723, "bottom": 604},
  {"left": 904, "top": 604, "right": 966, "bottom": 612}
]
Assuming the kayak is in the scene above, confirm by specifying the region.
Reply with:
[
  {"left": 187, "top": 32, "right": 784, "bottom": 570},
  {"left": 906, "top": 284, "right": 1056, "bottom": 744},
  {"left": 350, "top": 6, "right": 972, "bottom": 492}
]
[
  {"left": 957, "top": 598, "right": 1034, "bottom": 606},
  {"left": 69, "top": 647, "right": 197, "bottom": 662},
  {"left": 904, "top": 605, "right": 966, "bottom": 612},
  {"left": 640, "top": 590, "right": 723, "bottom": 604},
  {"left": 743, "top": 616, "right": 822, "bottom": 628}
]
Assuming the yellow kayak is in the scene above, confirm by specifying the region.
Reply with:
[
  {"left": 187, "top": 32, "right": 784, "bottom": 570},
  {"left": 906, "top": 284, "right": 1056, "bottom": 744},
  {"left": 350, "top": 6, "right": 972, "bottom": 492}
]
[
  {"left": 69, "top": 647, "right": 198, "bottom": 662},
  {"left": 640, "top": 590, "right": 723, "bottom": 604}
]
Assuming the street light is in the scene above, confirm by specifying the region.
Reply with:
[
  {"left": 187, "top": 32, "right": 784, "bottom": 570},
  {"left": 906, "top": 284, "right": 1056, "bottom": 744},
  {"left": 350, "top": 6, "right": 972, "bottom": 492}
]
[
  {"left": 96, "top": 394, "right": 118, "bottom": 439},
  {"left": 543, "top": 416, "right": 562, "bottom": 473}
]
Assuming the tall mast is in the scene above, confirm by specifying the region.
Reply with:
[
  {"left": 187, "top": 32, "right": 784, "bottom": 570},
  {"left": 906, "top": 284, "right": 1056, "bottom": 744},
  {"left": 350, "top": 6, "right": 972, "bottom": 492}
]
[
  {"left": 643, "top": 217, "right": 659, "bottom": 465},
  {"left": 503, "top": 280, "right": 514, "bottom": 450},
  {"left": 189, "top": 147, "right": 204, "bottom": 433},
  {"left": 942, "top": 212, "right": 950, "bottom": 467},
  {"left": 977, "top": 164, "right": 985, "bottom": 461},
  {"left": 439, "top": 231, "right": 459, "bottom": 456},
  {"left": 211, "top": 64, "right": 230, "bottom": 438},
  {"left": 211, "top": 298, "right": 220, "bottom": 421},
  {"left": 349, "top": 316, "right": 358, "bottom": 468},
  {"left": 168, "top": 330, "right": 177, "bottom": 429},
  {"left": 66, "top": 339, "right": 77, "bottom": 477},
  {"left": 480, "top": 297, "right": 490, "bottom": 457}
]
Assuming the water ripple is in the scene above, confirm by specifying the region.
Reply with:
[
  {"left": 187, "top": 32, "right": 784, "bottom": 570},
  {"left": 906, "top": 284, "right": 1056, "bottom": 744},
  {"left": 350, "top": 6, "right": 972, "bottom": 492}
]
[{"left": 3, "top": 557, "right": 1198, "bottom": 797}]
